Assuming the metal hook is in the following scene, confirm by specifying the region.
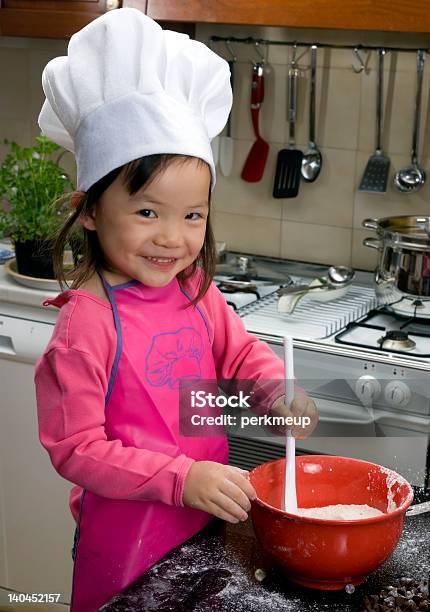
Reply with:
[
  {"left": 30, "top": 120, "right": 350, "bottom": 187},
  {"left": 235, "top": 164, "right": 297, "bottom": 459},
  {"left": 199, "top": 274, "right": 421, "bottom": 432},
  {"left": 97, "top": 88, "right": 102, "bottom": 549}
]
[
  {"left": 291, "top": 41, "right": 298, "bottom": 65},
  {"left": 250, "top": 40, "right": 266, "bottom": 66},
  {"left": 352, "top": 47, "right": 368, "bottom": 73},
  {"left": 288, "top": 42, "right": 309, "bottom": 71},
  {"left": 225, "top": 39, "right": 237, "bottom": 63}
]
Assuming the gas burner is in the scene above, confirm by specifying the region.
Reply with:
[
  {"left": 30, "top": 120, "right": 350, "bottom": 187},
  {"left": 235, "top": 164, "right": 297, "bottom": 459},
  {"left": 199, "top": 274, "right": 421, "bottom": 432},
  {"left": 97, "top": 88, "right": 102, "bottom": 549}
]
[
  {"left": 214, "top": 275, "right": 281, "bottom": 310},
  {"left": 377, "top": 330, "right": 416, "bottom": 351},
  {"left": 335, "top": 308, "right": 430, "bottom": 357},
  {"left": 217, "top": 280, "right": 261, "bottom": 299},
  {"left": 388, "top": 296, "right": 430, "bottom": 319}
]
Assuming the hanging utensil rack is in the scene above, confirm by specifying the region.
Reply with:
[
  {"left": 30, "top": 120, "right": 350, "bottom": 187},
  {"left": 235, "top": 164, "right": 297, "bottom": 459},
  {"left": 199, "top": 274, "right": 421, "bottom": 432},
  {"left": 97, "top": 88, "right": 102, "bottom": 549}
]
[{"left": 209, "top": 36, "right": 430, "bottom": 56}]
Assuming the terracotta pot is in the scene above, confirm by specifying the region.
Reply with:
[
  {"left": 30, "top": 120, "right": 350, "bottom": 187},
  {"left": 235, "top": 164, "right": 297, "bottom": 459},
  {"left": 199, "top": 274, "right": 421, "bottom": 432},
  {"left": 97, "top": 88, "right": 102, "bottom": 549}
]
[{"left": 249, "top": 455, "right": 413, "bottom": 590}]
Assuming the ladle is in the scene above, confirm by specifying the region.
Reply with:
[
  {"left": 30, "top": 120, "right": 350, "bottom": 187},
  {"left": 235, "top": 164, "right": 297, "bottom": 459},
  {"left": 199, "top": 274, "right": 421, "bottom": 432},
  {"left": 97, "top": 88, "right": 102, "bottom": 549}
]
[
  {"left": 283, "top": 336, "right": 298, "bottom": 514},
  {"left": 394, "top": 49, "right": 426, "bottom": 193},
  {"left": 327, "top": 265, "right": 355, "bottom": 286},
  {"left": 278, "top": 265, "right": 355, "bottom": 298},
  {"left": 301, "top": 45, "right": 322, "bottom": 183}
]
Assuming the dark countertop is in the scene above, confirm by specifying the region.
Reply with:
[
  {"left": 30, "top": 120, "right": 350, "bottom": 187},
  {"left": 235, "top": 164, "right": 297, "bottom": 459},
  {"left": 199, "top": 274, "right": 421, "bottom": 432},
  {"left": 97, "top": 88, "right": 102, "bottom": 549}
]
[{"left": 100, "top": 507, "right": 429, "bottom": 612}]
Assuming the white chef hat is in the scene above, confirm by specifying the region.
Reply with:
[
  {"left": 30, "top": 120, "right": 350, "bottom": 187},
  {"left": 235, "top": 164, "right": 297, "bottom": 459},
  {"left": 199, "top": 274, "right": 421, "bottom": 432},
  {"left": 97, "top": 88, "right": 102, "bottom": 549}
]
[{"left": 38, "top": 7, "right": 232, "bottom": 193}]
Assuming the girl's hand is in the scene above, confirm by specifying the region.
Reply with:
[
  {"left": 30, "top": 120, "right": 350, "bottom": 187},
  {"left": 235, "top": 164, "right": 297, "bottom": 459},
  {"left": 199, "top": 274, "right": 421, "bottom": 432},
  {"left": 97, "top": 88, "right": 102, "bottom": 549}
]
[
  {"left": 268, "top": 390, "right": 319, "bottom": 439},
  {"left": 182, "top": 461, "right": 257, "bottom": 524}
]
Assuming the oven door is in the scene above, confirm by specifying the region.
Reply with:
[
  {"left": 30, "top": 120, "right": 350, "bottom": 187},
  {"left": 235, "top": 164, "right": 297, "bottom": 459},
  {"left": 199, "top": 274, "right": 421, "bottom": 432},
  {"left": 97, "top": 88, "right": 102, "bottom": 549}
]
[
  {"left": 294, "top": 406, "right": 429, "bottom": 487},
  {"left": 226, "top": 341, "right": 430, "bottom": 488},
  {"left": 226, "top": 397, "right": 429, "bottom": 487}
]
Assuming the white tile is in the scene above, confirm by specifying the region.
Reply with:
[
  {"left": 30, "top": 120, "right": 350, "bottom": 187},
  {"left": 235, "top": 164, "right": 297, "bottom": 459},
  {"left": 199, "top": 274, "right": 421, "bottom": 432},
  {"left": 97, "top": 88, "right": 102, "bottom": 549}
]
[
  {"left": 281, "top": 147, "right": 356, "bottom": 227},
  {"left": 0, "top": 48, "right": 29, "bottom": 119},
  {"left": 213, "top": 211, "right": 281, "bottom": 257},
  {"left": 281, "top": 221, "right": 352, "bottom": 265},
  {"left": 213, "top": 139, "right": 283, "bottom": 219},
  {"left": 29, "top": 49, "right": 57, "bottom": 135},
  {"left": 352, "top": 228, "right": 379, "bottom": 271}
]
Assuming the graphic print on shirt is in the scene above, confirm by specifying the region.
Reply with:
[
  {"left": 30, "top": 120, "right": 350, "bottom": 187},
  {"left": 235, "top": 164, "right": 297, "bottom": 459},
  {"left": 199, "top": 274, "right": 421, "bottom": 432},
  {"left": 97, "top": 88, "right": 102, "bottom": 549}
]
[{"left": 146, "top": 327, "right": 204, "bottom": 389}]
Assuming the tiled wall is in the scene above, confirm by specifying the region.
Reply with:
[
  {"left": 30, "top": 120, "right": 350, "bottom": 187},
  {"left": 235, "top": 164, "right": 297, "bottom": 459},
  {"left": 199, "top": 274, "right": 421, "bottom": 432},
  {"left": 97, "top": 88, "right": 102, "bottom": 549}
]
[
  {"left": 196, "top": 24, "right": 430, "bottom": 271},
  {"left": 1, "top": 24, "right": 430, "bottom": 271}
]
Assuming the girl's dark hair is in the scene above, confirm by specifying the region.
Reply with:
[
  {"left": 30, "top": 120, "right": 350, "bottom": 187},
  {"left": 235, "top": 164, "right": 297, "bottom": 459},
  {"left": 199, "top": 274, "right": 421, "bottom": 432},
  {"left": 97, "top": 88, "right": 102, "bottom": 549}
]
[{"left": 53, "top": 154, "right": 216, "bottom": 306}]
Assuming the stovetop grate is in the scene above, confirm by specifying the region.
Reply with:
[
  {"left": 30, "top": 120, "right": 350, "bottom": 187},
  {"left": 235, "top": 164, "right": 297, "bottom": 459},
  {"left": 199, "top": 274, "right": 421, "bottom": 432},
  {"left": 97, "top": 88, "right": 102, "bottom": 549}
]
[
  {"left": 238, "top": 285, "right": 378, "bottom": 340},
  {"left": 335, "top": 307, "right": 430, "bottom": 356}
]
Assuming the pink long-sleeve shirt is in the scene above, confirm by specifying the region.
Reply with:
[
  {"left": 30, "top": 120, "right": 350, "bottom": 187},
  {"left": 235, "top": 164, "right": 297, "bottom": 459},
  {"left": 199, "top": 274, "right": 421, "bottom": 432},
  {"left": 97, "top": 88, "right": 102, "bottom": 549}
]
[{"left": 34, "top": 272, "right": 286, "bottom": 522}]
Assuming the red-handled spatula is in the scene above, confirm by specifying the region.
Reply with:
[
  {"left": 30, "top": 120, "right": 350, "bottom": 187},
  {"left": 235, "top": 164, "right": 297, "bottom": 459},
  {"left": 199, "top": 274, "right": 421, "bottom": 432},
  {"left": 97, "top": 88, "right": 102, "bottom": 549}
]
[{"left": 241, "top": 62, "right": 269, "bottom": 182}]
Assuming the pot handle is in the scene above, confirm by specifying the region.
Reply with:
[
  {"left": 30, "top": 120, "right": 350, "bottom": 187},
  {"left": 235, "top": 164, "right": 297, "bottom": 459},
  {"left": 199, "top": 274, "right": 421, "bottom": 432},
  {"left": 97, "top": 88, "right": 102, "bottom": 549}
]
[
  {"left": 362, "top": 218, "right": 379, "bottom": 230},
  {"left": 416, "top": 216, "right": 430, "bottom": 237},
  {"left": 363, "top": 237, "right": 383, "bottom": 251}
]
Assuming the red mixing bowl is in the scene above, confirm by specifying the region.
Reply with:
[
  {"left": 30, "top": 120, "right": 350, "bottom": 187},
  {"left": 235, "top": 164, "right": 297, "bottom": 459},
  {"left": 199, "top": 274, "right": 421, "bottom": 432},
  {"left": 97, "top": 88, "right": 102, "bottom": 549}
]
[{"left": 249, "top": 455, "right": 413, "bottom": 590}]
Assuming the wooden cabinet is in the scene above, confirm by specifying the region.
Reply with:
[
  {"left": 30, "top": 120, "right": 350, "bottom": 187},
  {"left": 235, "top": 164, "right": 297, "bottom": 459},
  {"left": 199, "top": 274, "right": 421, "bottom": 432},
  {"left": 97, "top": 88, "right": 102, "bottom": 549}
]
[
  {"left": 142, "top": 0, "right": 430, "bottom": 34},
  {"left": 1, "top": 0, "right": 430, "bottom": 38},
  {"left": 0, "top": 0, "right": 119, "bottom": 38}
]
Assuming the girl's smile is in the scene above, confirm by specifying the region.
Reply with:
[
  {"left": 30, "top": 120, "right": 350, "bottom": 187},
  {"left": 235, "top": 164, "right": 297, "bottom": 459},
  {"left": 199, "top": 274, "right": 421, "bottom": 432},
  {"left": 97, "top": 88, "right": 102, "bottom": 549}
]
[
  {"left": 142, "top": 255, "right": 178, "bottom": 270},
  {"left": 80, "top": 158, "right": 211, "bottom": 287}
]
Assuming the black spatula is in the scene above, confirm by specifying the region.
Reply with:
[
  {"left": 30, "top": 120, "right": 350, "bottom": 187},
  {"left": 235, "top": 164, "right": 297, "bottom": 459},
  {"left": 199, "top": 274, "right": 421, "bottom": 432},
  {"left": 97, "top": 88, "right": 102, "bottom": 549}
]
[
  {"left": 358, "top": 48, "right": 390, "bottom": 193},
  {"left": 273, "top": 62, "right": 303, "bottom": 198}
]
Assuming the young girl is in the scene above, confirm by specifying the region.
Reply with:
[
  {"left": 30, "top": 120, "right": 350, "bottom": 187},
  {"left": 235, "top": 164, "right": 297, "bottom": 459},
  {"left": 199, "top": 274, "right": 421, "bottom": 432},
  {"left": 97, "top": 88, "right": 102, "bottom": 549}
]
[{"left": 34, "top": 8, "right": 317, "bottom": 611}]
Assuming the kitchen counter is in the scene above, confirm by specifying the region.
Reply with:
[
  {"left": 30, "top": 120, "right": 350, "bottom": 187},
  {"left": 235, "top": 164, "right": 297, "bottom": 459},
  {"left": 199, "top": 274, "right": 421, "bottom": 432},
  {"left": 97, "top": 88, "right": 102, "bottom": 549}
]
[
  {"left": 100, "top": 509, "right": 429, "bottom": 612},
  {"left": 0, "top": 241, "right": 59, "bottom": 311}
]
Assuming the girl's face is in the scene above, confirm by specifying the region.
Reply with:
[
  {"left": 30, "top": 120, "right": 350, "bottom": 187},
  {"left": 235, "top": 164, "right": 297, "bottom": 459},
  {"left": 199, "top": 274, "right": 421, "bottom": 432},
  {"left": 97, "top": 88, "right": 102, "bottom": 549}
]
[{"left": 81, "top": 158, "right": 211, "bottom": 287}]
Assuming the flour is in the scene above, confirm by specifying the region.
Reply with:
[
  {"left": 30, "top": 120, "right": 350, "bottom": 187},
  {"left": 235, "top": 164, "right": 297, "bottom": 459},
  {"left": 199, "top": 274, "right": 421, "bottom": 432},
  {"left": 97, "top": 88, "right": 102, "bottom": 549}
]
[
  {"left": 379, "top": 464, "right": 408, "bottom": 512},
  {"left": 292, "top": 465, "right": 408, "bottom": 520},
  {"left": 294, "top": 504, "right": 384, "bottom": 520}
]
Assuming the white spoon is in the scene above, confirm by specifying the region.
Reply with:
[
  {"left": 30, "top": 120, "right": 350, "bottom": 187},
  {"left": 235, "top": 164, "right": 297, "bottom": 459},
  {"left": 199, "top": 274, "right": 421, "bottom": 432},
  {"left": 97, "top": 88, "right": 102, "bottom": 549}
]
[{"left": 283, "top": 336, "right": 298, "bottom": 514}]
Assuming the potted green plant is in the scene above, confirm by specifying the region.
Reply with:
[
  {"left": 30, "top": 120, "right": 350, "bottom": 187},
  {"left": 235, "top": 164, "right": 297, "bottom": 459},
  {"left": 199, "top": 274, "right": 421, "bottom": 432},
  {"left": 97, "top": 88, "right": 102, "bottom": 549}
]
[{"left": 0, "top": 134, "right": 74, "bottom": 279}]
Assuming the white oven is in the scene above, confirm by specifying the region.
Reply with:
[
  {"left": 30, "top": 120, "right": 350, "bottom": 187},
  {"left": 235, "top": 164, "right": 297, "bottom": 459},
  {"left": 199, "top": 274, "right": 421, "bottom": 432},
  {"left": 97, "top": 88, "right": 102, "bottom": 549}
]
[{"left": 218, "top": 254, "right": 430, "bottom": 490}]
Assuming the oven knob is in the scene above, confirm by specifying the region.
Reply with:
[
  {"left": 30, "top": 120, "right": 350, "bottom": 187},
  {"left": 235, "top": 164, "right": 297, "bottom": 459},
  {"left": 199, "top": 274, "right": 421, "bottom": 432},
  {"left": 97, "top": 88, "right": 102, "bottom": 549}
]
[
  {"left": 355, "top": 376, "right": 381, "bottom": 406},
  {"left": 384, "top": 381, "right": 411, "bottom": 407}
]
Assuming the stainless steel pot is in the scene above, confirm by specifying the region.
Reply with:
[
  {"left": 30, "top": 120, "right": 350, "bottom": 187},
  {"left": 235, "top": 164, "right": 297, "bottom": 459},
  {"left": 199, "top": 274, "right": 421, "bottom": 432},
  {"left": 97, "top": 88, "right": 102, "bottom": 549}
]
[{"left": 363, "top": 215, "right": 430, "bottom": 299}]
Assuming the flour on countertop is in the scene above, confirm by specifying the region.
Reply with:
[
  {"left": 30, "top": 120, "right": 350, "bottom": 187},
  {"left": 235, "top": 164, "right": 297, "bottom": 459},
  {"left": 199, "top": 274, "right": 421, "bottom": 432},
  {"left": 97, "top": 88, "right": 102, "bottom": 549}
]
[{"left": 100, "top": 512, "right": 428, "bottom": 612}]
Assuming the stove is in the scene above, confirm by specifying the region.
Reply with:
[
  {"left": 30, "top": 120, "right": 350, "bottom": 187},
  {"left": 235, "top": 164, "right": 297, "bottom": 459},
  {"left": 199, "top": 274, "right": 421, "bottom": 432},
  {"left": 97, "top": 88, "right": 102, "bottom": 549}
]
[
  {"left": 238, "top": 283, "right": 378, "bottom": 340},
  {"left": 217, "top": 253, "right": 430, "bottom": 490},
  {"left": 335, "top": 307, "right": 430, "bottom": 357},
  {"left": 387, "top": 295, "right": 430, "bottom": 319}
]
